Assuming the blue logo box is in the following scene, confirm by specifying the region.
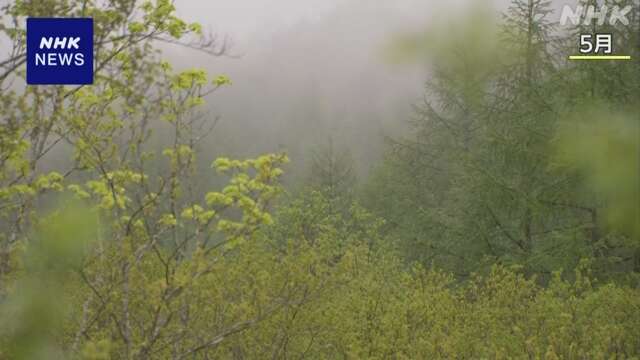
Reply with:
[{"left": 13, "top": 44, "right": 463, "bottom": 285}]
[{"left": 26, "top": 18, "right": 93, "bottom": 85}]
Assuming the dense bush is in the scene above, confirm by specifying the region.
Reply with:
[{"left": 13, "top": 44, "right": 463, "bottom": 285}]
[{"left": 3, "top": 193, "right": 639, "bottom": 358}]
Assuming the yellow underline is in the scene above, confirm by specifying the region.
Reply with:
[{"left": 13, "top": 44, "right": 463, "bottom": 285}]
[{"left": 569, "top": 55, "right": 631, "bottom": 61}]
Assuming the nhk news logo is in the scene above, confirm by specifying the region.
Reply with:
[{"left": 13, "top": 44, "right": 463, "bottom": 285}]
[{"left": 26, "top": 18, "right": 93, "bottom": 85}]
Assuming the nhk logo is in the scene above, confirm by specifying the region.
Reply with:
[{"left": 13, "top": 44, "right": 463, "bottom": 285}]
[
  {"left": 559, "top": 4, "right": 633, "bottom": 26},
  {"left": 36, "top": 37, "right": 85, "bottom": 66},
  {"left": 27, "top": 18, "right": 93, "bottom": 85}
]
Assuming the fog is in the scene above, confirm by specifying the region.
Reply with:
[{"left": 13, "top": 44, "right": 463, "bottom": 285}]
[
  {"left": 156, "top": 0, "right": 584, "bottom": 183},
  {"left": 161, "top": 0, "right": 488, "bottom": 181}
]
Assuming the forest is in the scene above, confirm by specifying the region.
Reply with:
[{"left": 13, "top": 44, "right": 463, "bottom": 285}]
[{"left": 0, "top": 0, "right": 639, "bottom": 358}]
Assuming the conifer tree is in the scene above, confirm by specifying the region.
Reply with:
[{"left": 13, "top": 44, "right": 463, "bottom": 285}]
[{"left": 309, "top": 137, "right": 356, "bottom": 201}]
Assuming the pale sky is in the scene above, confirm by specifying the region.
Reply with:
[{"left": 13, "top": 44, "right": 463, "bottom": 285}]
[
  {"left": 174, "top": 0, "right": 348, "bottom": 47},
  {"left": 161, "top": 0, "right": 574, "bottom": 178}
]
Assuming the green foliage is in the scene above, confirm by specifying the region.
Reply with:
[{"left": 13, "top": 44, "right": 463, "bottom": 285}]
[
  {"left": 6, "top": 189, "right": 638, "bottom": 359},
  {"left": 0, "top": 0, "right": 639, "bottom": 358},
  {"left": 308, "top": 137, "right": 356, "bottom": 202},
  {"left": 365, "top": 0, "right": 640, "bottom": 281},
  {"left": 555, "top": 105, "right": 640, "bottom": 241},
  {"left": 0, "top": 203, "right": 97, "bottom": 359}
]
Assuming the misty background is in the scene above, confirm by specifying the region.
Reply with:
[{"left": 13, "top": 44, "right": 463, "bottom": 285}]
[
  {"left": 7, "top": 0, "right": 588, "bottom": 186},
  {"left": 161, "top": 0, "right": 502, "bottom": 182},
  {"left": 157, "top": 0, "right": 588, "bottom": 184}
]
